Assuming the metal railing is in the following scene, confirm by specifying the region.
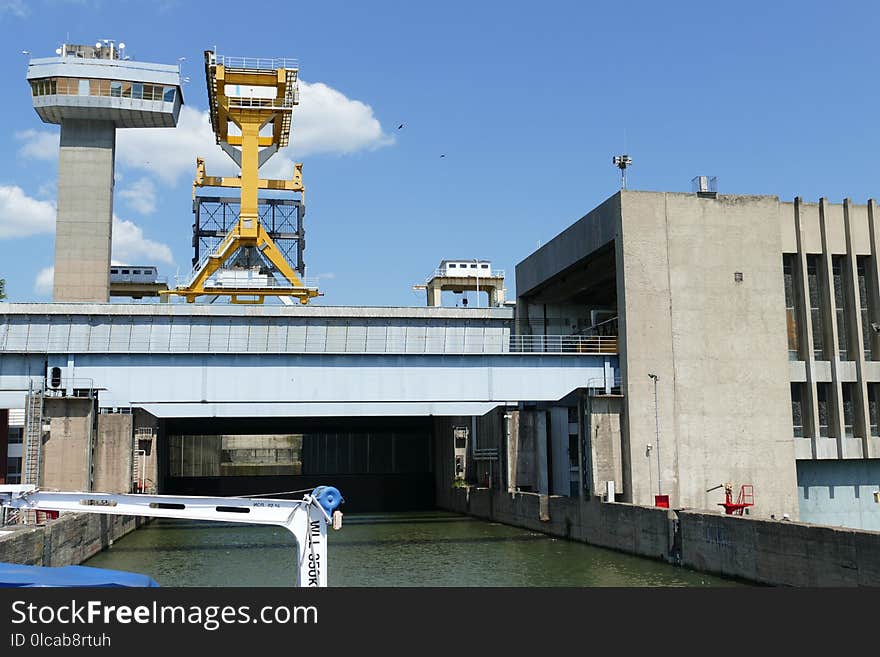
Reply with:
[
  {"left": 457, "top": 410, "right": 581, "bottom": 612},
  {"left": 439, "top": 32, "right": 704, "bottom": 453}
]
[
  {"left": 508, "top": 335, "right": 618, "bottom": 354},
  {"left": 428, "top": 269, "right": 505, "bottom": 282},
  {"left": 218, "top": 56, "right": 298, "bottom": 71},
  {"left": 44, "top": 377, "right": 96, "bottom": 398},
  {"left": 227, "top": 98, "right": 296, "bottom": 110}
]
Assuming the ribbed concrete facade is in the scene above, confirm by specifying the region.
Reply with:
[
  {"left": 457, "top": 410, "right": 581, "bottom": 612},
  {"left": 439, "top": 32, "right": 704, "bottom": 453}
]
[{"left": 516, "top": 190, "right": 880, "bottom": 528}]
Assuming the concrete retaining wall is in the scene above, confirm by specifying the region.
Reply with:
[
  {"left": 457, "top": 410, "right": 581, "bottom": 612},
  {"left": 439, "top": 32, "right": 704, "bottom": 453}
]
[
  {"left": 679, "top": 510, "right": 880, "bottom": 586},
  {"left": 0, "top": 513, "right": 145, "bottom": 567},
  {"left": 439, "top": 486, "right": 880, "bottom": 586},
  {"left": 441, "top": 487, "right": 673, "bottom": 561}
]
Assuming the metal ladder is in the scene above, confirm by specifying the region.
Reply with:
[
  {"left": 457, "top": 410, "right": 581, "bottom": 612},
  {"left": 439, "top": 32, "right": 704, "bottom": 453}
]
[
  {"left": 19, "top": 381, "right": 45, "bottom": 524},
  {"left": 23, "top": 381, "right": 44, "bottom": 487}
]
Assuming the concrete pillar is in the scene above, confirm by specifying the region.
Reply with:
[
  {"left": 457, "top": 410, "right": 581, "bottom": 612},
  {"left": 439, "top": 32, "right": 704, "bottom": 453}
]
[
  {"left": 54, "top": 119, "right": 116, "bottom": 302},
  {"left": 504, "top": 410, "right": 518, "bottom": 492},
  {"left": 133, "top": 409, "right": 160, "bottom": 494},
  {"left": 0, "top": 409, "right": 7, "bottom": 485},
  {"left": 585, "top": 395, "right": 624, "bottom": 499},
  {"left": 93, "top": 413, "right": 133, "bottom": 493},
  {"left": 843, "top": 199, "right": 872, "bottom": 457},
  {"left": 866, "top": 199, "right": 880, "bottom": 458},
  {"left": 794, "top": 198, "right": 821, "bottom": 450},
  {"left": 549, "top": 407, "right": 569, "bottom": 495},
  {"left": 42, "top": 397, "right": 95, "bottom": 491},
  {"left": 426, "top": 281, "right": 441, "bottom": 307},
  {"left": 535, "top": 411, "right": 548, "bottom": 494},
  {"left": 514, "top": 410, "right": 536, "bottom": 490},
  {"left": 819, "top": 198, "right": 847, "bottom": 455}
]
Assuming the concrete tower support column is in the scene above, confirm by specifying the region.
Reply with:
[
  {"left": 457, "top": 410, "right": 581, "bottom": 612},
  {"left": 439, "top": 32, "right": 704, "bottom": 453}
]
[
  {"left": 426, "top": 281, "right": 442, "bottom": 307},
  {"left": 54, "top": 119, "right": 116, "bottom": 302}
]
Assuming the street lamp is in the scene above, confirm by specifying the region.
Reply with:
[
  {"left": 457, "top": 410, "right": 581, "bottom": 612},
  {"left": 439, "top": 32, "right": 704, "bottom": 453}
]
[{"left": 648, "top": 373, "right": 661, "bottom": 497}]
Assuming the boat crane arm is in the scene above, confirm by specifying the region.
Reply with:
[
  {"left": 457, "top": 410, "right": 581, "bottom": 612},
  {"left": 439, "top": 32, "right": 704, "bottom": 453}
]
[{"left": 0, "top": 485, "right": 344, "bottom": 587}]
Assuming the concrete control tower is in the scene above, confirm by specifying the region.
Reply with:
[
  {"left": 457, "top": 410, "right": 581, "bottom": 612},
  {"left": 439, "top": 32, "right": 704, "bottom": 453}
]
[{"left": 26, "top": 42, "right": 183, "bottom": 302}]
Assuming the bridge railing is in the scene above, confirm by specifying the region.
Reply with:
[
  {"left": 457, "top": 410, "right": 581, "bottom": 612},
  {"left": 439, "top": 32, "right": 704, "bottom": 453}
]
[{"left": 508, "top": 334, "right": 618, "bottom": 354}]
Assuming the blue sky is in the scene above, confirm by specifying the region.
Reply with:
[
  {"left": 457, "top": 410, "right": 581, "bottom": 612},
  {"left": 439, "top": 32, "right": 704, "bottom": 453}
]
[{"left": 0, "top": 0, "right": 878, "bottom": 306}]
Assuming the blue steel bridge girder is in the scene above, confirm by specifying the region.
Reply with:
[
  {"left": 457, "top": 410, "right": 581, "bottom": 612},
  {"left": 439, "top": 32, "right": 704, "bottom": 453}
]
[
  {"left": 0, "top": 352, "right": 618, "bottom": 418},
  {"left": 0, "top": 304, "right": 620, "bottom": 416}
]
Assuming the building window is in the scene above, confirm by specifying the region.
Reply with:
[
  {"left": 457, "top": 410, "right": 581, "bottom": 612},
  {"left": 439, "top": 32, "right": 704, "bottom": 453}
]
[
  {"left": 163, "top": 86, "right": 176, "bottom": 103},
  {"left": 783, "top": 255, "right": 800, "bottom": 360},
  {"left": 568, "top": 434, "right": 578, "bottom": 467},
  {"left": 842, "top": 383, "right": 856, "bottom": 438},
  {"left": 6, "top": 458, "right": 21, "bottom": 484},
  {"left": 807, "top": 255, "right": 826, "bottom": 360},
  {"left": 790, "top": 383, "right": 805, "bottom": 438},
  {"left": 832, "top": 256, "right": 849, "bottom": 360},
  {"left": 857, "top": 256, "right": 874, "bottom": 361},
  {"left": 868, "top": 383, "right": 880, "bottom": 437},
  {"left": 817, "top": 383, "right": 831, "bottom": 438}
]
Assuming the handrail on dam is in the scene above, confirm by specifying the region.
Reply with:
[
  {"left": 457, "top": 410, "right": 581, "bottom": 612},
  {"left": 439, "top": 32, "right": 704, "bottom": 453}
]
[{"left": 508, "top": 335, "right": 617, "bottom": 354}]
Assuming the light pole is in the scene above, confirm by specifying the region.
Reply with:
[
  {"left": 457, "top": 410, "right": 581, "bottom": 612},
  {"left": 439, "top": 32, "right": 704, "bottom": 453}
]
[
  {"left": 648, "top": 373, "right": 661, "bottom": 497},
  {"left": 474, "top": 258, "right": 480, "bottom": 308}
]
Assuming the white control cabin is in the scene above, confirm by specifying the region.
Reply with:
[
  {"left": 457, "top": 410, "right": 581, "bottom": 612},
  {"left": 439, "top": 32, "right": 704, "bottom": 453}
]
[{"left": 438, "top": 260, "right": 494, "bottom": 277}]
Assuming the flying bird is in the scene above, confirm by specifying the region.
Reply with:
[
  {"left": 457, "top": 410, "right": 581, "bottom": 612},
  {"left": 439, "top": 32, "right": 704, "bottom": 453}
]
[
  {"left": 397, "top": 123, "right": 405, "bottom": 130},
  {"left": 440, "top": 154, "right": 446, "bottom": 158}
]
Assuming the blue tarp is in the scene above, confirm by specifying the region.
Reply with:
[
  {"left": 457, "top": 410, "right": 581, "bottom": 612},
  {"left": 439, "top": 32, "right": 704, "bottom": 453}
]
[{"left": 0, "top": 562, "right": 159, "bottom": 587}]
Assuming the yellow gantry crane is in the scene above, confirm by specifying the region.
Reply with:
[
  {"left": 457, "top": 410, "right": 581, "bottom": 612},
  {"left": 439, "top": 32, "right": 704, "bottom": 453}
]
[{"left": 162, "top": 51, "right": 320, "bottom": 304}]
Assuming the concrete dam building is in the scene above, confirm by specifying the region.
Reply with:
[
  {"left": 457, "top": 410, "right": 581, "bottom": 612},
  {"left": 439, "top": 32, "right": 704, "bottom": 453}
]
[
  {"left": 4, "top": 189, "right": 880, "bottom": 528},
  {"left": 2, "top": 43, "right": 878, "bottom": 528},
  {"left": 516, "top": 190, "right": 880, "bottom": 530}
]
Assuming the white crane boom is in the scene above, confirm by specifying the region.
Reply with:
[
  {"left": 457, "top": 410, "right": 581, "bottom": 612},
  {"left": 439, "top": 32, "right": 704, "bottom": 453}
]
[{"left": 0, "top": 485, "right": 344, "bottom": 587}]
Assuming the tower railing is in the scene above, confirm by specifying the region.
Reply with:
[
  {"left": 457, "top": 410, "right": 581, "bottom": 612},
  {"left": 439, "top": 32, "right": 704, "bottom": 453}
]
[{"left": 217, "top": 56, "right": 299, "bottom": 71}]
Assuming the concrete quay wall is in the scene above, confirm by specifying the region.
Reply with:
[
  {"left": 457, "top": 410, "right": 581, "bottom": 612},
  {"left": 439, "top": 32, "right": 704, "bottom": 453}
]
[
  {"left": 441, "top": 487, "right": 672, "bottom": 561},
  {"left": 0, "top": 513, "right": 145, "bottom": 567},
  {"left": 439, "top": 487, "right": 880, "bottom": 586},
  {"left": 678, "top": 511, "right": 880, "bottom": 586}
]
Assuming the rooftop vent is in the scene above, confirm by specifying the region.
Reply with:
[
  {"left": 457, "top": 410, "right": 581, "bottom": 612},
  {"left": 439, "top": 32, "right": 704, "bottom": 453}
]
[{"left": 692, "top": 175, "right": 717, "bottom": 198}]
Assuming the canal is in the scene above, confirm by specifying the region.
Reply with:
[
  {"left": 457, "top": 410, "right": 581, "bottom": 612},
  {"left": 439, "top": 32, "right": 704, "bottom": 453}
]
[{"left": 84, "top": 512, "right": 743, "bottom": 586}]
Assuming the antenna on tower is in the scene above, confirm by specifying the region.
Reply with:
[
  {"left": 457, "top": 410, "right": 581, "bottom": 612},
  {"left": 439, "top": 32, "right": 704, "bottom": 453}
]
[{"left": 612, "top": 154, "right": 633, "bottom": 190}]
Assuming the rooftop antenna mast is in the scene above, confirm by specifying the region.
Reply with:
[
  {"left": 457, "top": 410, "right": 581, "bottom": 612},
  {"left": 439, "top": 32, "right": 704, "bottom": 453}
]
[{"left": 612, "top": 154, "right": 632, "bottom": 190}]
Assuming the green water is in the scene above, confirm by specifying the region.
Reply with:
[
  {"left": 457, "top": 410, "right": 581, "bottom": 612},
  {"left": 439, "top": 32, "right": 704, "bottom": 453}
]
[{"left": 84, "top": 512, "right": 743, "bottom": 587}]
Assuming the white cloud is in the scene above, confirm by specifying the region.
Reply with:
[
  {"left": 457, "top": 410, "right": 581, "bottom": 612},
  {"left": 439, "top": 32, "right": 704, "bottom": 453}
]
[
  {"left": 15, "top": 129, "right": 58, "bottom": 161},
  {"left": 112, "top": 216, "right": 174, "bottom": 265},
  {"left": 294, "top": 81, "right": 394, "bottom": 156},
  {"left": 116, "top": 105, "right": 218, "bottom": 184},
  {"left": 3, "top": 185, "right": 172, "bottom": 284},
  {"left": 0, "top": 0, "right": 28, "bottom": 18},
  {"left": 34, "top": 266, "right": 53, "bottom": 295},
  {"left": 16, "top": 81, "right": 394, "bottom": 185},
  {"left": 118, "top": 177, "right": 157, "bottom": 215},
  {"left": 0, "top": 185, "right": 55, "bottom": 238}
]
